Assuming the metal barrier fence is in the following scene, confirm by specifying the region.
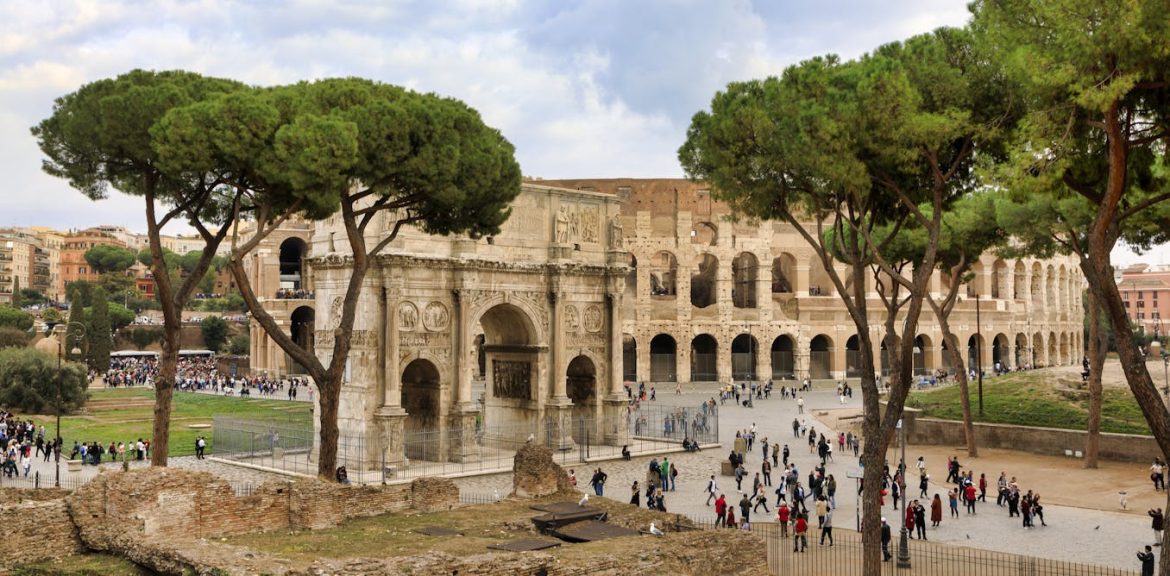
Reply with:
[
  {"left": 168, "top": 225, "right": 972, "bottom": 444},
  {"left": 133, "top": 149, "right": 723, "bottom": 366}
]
[
  {"left": 674, "top": 517, "right": 1136, "bottom": 576},
  {"left": 212, "top": 401, "right": 717, "bottom": 482}
]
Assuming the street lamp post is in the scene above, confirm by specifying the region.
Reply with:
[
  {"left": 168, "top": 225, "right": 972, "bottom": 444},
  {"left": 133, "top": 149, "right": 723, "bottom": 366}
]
[
  {"left": 896, "top": 418, "right": 911, "bottom": 568},
  {"left": 48, "top": 322, "right": 86, "bottom": 488}
]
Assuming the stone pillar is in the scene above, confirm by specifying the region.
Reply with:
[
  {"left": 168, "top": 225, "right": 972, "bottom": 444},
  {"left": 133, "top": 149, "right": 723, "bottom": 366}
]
[
  {"left": 636, "top": 334, "right": 651, "bottom": 384},
  {"left": 546, "top": 290, "right": 575, "bottom": 450},
  {"left": 449, "top": 289, "right": 480, "bottom": 463},
  {"left": 717, "top": 334, "right": 733, "bottom": 385},
  {"left": 604, "top": 291, "right": 629, "bottom": 446},
  {"left": 795, "top": 264, "right": 810, "bottom": 297},
  {"left": 374, "top": 284, "right": 407, "bottom": 470},
  {"left": 677, "top": 342, "right": 692, "bottom": 384},
  {"left": 755, "top": 331, "right": 770, "bottom": 382}
]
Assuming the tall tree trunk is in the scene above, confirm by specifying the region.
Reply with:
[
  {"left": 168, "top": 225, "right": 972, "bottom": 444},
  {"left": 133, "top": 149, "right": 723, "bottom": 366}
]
[
  {"left": 939, "top": 328, "right": 978, "bottom": 458},
  {"left": 317, "top": 377, "right": 341, "bottom": 478},
  {"left": 1084, "top": 290, "right": 1105, "bottom": 468},
  {"left": 151, "top": 323, "right": 179, "bottom": 466}
]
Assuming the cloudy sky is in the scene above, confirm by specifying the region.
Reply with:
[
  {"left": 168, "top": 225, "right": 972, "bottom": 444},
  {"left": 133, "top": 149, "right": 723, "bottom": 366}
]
[{"left": 1, "top": 0, "right": 1165, "bottom": 264}]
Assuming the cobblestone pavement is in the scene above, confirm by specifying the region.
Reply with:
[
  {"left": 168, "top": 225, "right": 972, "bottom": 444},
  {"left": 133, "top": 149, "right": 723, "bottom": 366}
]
[{"left": 451, "top": 386, "right": 1153, "bottom": 571}]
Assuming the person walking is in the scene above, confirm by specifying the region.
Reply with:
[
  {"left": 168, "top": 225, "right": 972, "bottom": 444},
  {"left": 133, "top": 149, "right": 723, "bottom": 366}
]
[
  {"left": 630, "top": 481, "right": 640, "bottom": 507},
  {"left": 1150, "top": 508, "right": 1164, "bottom": 545},
  {"left": 1138, "top": 545, "right": 1155, "bottom": 576},
  {"left": 881, "top": 517, "right": 893, "bottom": 561},
  {"left": 777, "top": 500, "right": 791, "bottom": 538},
  {"left": 978, "top": 473, "right": 988, "bottom": 502},
  {"left": 996, "top": 472, "right": 1008, "bottom": 506},
  {"left": 772, "top": 442, "right": 780, "bottom": 468},
  {"left": 715, "top": 493, "right": 727, "bottom": 527},
  {"left": 919, "top": 472, "right": 929, "bottom": 498},
  {"left": 965, "top": 481, "right": 977, "bottom": 514},
  {"left": 931, "top": 494, "right": 943, "bottom": 527},
  {"left": 797, "top": 396, "right": 804, "bottom": 414},
  {"left": 914, "top": 500, "right": 927, "bottom": 540},
  {"left": 762, "top": 459, "right": 772, "bottom": 487},
  {"left": 754, "top": 483, "right": 771, "bottom": 514},
  {"left": 669, "top": 462, "right": 678, "bottom": 491},
  {"left": 819, "top": 508, "right": 834, "bottom": 546},
  {"left": 590, "top": 468, "right": 607, "bottom": 496},
  {"left": 739, "top": 493, "right": 752, "bottom": 526},
  {"left": 793, "top": 513, "right": 808, "bottom": 552},
  {"left": 706, "top": 474, "right": 718, "bottom": 506},
  {"left": 949, "top": 488, "right": 960, "bottom": 518}
]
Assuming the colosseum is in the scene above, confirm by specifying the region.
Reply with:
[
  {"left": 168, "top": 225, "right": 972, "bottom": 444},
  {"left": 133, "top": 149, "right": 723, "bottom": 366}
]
[{"left": 243, "top": 178, "right": 1083, "bottom": 467}]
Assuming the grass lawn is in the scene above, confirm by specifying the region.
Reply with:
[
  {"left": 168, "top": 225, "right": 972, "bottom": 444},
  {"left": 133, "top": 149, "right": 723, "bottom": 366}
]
[
  {"left": 906, "top": 370, "right": 1151, "bottom": 435},
  {"left": 33, "top": 388, "right": 312, "bottom": 457},
  {"left": 12, "top": 553, "right": 153, "bottom": 576}
]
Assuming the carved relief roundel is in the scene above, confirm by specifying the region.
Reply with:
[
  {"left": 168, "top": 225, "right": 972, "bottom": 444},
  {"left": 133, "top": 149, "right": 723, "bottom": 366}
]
[
  {"left": 583, "top": 305, "right": 603, "bottom": 333},
  {"left": 424, "top": 301, "right": 450, "bottom": 332},
  {"left": 398, "top": 302, "right": 419, "bottom": 332}
]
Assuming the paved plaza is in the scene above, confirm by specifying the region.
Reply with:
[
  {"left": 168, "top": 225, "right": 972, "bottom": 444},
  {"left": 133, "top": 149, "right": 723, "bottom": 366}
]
[{"left": 7, "top": 380, "right": 1157, "bottom": 571}]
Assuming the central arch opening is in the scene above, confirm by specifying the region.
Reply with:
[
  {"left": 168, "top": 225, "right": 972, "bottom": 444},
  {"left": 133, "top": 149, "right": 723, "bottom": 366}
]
[
  {"left": 845, "top": 335, "right": 862, "bottom": 378},
  {"left": 771, "top": 335, "right": 795, "bottom": 380},
  {"left": 567, "top": 355, "right": 598, "bottom": 443},
  {"left": 731, "top": 334, "right": 758, "bottom": 380},
  {"left": 402, "top": 359, "right": 441, "bottom": 460},
  {"left": 479, "top": 303, "right": 540, "bottom": 441},
  {"left": 691, "top": 334, "right": 718, "bottom": 381},
  {"left": 288, "top": 306, "right": 315, "bottom": 375},
  {"left": 809, "top": 334, "right": 833, "bottom": 380},
  {"left": 279, "top": 237, "right": 308, "bottom": 292},
  {"left": 649, "top": 334, "right": 677, "bottom": 382},
  {"left": 691, "top": 253, "right": 719, "bottom": 308}
]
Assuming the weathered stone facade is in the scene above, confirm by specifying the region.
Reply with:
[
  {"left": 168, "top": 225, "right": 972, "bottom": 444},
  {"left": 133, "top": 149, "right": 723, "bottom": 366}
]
[
  {"left": 247, "top": 178, "right": 1082, "bottom": 470},
  {"left": 541, "top": 178, "right": 1084, "bottom": 384}
]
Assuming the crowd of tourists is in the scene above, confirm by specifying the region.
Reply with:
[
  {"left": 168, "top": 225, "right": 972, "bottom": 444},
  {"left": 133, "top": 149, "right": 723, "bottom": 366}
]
[{"left": 104, "top": 356, "right": 310, "bottom": 400}]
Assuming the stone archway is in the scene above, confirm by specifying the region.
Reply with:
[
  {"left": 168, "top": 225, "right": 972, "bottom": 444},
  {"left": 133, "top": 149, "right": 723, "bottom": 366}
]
[
  {"left": 402, "top": 359, "right": 442, "bottom": 460},
  {"left": 691, "top": 334, "right": 718, "bottom": 381},
  {"left": 279, "top": 237, "right": 309, "bottom": 291},
  {"left": 731, "top": 334, "right": 758, "bottom": 381},
  {"left": 479, "top": 303, "right": 542, "bottom": 441},
  {"left": 771, "top": 335, "right": 795, "bottom": 380},
  {"left": 288, "top": 306, "right": 314, "bottom": 375},
  {"left": 650, "top": 334, "right": 677, "bottom": 382},
  {"left": 809, "top": 334, "right": 833, "bottom": 380},
  {"left": 567, "top": 355, "right": 598, "bottom": 444}
]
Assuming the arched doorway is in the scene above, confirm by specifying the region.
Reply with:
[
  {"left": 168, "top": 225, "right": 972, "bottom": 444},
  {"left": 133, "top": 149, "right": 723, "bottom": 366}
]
[
  {"left": 993, "top": 333, "right": 1009, "bottom": 371},
  {"left": 691, "top": 334, "right": 718, "bottom": 382},
  {"left": 992, "top": 259, "right": 1008, "bottom": 299},
  {"left": 692, "top": 222, "right": 717, "bottom": 246},
  {"left": 402, "top": 359, "right": 442, "bottom": 460},
  {"left": 845, "top": 335, "right": 862, "bottom": 378},
  {"left": 1033, "top": 332, "right": 1045, "bottom": 366},
  {"left": 915, "top": 335, "right": 933, "bottom": 376},
  {"left": 772, "top": 254, "right": 797, "bottom": 294},
  {"left": 733, "top": 253, "right": 758, "bottom": 308},
  {"left": 649, "top": 334, "right": 677, "bottom": 382},
  {"left": 771, "top": 335, "right": 795, "bottom": 380},
  {"left": 732, "top": 334, "right": 758, "bottom": 381},
  {"left": 1049, "top": 331, "right": 1058, "bottom": 365},
  {"left": 622, "top": 335, "right": 637, "bottom": 383},
  {"left": 650, "top": 251, "right": 678, "bottom": 297},
  {"left": 809, "top": 335, "right": 833, "bottom": 380},
  {"left": 691, "top": 254, "right": 719, "bottom": 308},
  {"left": 279, "top": 237, "right": 309, "bottom": 292},
  {"left": 966, "top": 334, "right": 983, "bottom": 375},
  {"left": 479, "top": 303, "right": 540, "bottom": 436},
  {"left": 567, "top": 355, "right": 598, "bottom": 443},
  {"left": 1015, "top": 333, "right": 1028, "bottom": 367},
  {"left": 288, "top": 306, "right": 315, "bottom": 375}
]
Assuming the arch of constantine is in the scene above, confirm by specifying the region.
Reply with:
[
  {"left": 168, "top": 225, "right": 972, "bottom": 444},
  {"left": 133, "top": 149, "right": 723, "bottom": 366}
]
[{"left": 246, "top": 178, "right": 1083, "bottom": 470}]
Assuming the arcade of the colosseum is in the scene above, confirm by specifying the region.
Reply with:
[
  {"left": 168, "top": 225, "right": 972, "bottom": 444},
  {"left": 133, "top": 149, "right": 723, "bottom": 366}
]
[{"left": 245, "top": 178, "right": 1082, "bottom": 470}]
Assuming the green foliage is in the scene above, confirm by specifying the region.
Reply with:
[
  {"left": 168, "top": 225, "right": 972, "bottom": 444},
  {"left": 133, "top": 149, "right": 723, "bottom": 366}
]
[
  {"left": 41, "top": 308, "right": 61, "bottom": 323},
  {"left": 67, "top": 281, "right": 93, "bottom": 308},
  {"left": 199, "top": 316, "right": 228, "bottom": 352},
  {"left": 136, "top": 247, "right": 178, "bottom": 269},
  {"left": 89, "top": 288, "right": 112, "bottom": 372},
  {"left": 18, "top": 289, "right": 47, "bottom": 306},
  {"left": 11, "top": 277, "right": 21, "bottom": 309},
  {"left": 125, "top": 327, "right": 162, "bottom": 351},
  {"left": 0, "top": 348, "right": 88, "bottom": 415},
  {"left": 84, "top": 245, "right": 137, "bottom": 274},
  {"left": 96, "top": 272, "right": 135, "bottom": 297},
  {"left": 228, "top": 333, "right": 250, "bottom": 356},
  {"left": 107, "top": 302, "right": 135, "bottom": 331},
  {"left": 0, "top": 327, "right": 28, "bottom": 349},
  {"left": 0, "top": 305, "right": 33, "bottom": 331}
]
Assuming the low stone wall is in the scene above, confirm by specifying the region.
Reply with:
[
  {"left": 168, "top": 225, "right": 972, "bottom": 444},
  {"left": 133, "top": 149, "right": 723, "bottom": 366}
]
[
  {"left": 0, "top": 498, "right": 82, "bottom": 567},
  {"left": 906, "top": 416, "right": 1162, "bottom": 463}
]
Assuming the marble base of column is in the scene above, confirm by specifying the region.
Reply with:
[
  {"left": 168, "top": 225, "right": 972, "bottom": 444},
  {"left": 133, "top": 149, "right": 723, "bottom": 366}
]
[
  {"left": 448, "top": 403, "right": 482, "bottom": 463},
  {"left": 602, "top": 395, "right": 630, "bottom": 446},
  {"left": 373, "top": 406, "right": 408, "bottom": 475},
  {"left": 544, "top": 398, "right": 577, "bottom": 451}
]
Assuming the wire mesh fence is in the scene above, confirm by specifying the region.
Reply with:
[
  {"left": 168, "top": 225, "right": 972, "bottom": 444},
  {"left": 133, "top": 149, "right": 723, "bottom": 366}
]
[
  {"left": 673, "top": 518, "right": 1137, "bottom": 576},
  {"left": 212, "top": 401, "right": 717, "bottom": 483}
]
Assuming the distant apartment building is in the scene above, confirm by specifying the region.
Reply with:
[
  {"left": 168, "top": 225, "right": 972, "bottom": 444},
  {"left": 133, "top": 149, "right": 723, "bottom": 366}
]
[
  {"left": 1119, "top": 264, "right": 1170, "bottom": 339},
  {"left": 60, "top": 228, "right": 128, "bottom": 290},
  {"left": 0, "top": 232, "right": 52, "bottom": 305}
]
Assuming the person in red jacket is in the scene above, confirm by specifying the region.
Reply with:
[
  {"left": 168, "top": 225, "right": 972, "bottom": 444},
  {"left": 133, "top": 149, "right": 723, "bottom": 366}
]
[
  {"left": 905, "top": 503, "right": 916, "bottom": 539},
  {"left": 965, "top": 482, "right": 978, "bottom": 514},
  {"left": 714, "top": 494, "right": 727, "bottom": 527},
  {"left": 978, "top": 473, "right": 988, "bottom": 502},
  {"left": 793, "top": 513, "right": 808, "bottom": 552},
  {"left": 777, "top": 501, "right": 791, "bottom": 538}
]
